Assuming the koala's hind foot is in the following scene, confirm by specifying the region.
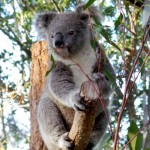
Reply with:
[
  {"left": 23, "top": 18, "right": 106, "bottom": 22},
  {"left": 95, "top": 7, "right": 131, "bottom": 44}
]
[{"left": 58, "top": 132, "right": 74, "bottom": 150}]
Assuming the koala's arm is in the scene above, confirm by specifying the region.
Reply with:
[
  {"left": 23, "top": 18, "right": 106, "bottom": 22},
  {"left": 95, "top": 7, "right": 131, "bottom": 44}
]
[
  {"left": 93, "top": 55, "right": 116, "bottom": 99},
  {"left": 49, "top": 61, "right": 86, "bottom": 111}
]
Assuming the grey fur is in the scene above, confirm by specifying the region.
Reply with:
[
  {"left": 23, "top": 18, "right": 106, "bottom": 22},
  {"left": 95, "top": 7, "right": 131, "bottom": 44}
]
[{"left": 34, "top": 4, "right": 115, "bottom": 150}]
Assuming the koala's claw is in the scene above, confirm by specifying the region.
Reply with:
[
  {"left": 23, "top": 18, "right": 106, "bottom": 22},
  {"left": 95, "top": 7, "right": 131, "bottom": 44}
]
[
  {"left": 82, "top": 81, "right": 100, "bottom": 100},
  {"left": 73, "top": 94, "right": 86, "bottom": 111},
  {"left": 58, "top": 132, "right": 74, "bottom": 150},
  {"left": 74, "top": 103, "right": 86, "bottom": 111},
  {"left": 92, "top": 73, "right": 100, "bottom": 81},
  {"left": 92, "top": 73, "right": 106, "bottom": 81}
]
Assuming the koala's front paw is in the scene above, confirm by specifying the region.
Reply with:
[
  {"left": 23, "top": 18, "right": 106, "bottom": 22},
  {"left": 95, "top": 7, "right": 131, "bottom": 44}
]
[
  {"left": 92, "top": 73, "right": 100, "bottom": 81},
  {"left": 58, "top": 132, "right": 74, "bottom": 150},
  {"left": 92, "top": 73, "right": 107, "bottom": 81},
  {"left": 81, "top": 81, "right": 99, "bottom": 100},
  {"left": 92, "top": 73, "right": 111, "bottom": 98},
  {"left": 73, "top": 93, "right": 86, "bottom": 111}
]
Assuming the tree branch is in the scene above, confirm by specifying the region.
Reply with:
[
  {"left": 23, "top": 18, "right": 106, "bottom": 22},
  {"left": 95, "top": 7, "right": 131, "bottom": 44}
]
[
  {"left": 0, "top": 17, "right": 31, "bottom": 58},
  {"left": 52, "top": 0, "right": 62, "bottom": 13},
  {"left": 69, "top": 81, "right": 98, "bottom": 150}
]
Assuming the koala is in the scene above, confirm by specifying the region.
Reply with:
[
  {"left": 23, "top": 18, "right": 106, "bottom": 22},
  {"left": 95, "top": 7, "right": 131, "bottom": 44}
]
[{"left": 34, "top": 5, "right": 115, "bottom": 150}]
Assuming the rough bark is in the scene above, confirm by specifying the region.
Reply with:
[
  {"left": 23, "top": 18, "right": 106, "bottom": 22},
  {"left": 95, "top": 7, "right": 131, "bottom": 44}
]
[
  {"left": 69, "top": 81, "right": 98, "bottom": 150},
  {"left": 29, "top": 41, "right": 48, "bottom": 150},
  {"left": 29, "top": 41, "right": 97, "bottom": 150}
]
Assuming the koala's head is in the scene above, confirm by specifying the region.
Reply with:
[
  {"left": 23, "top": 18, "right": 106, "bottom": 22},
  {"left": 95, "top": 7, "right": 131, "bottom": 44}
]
[{"left": 34, "top": 5, "right": 99, "bottom": 57}]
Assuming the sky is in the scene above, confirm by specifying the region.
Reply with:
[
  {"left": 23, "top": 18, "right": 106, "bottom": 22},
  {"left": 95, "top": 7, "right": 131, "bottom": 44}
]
[{"left": 0, "top": 31, "right": 30, "bottom": 150}]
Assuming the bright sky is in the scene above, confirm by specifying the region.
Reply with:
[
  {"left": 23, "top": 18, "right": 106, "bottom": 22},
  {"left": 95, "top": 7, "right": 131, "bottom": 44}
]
[{"left": 0, "top": 31, "right": 30, "bottom": 150}]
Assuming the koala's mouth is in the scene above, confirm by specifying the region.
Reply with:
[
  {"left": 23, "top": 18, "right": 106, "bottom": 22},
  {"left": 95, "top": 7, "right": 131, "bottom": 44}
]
[{"left": 55, "top": 47, "right": 71, "bottom": 57}]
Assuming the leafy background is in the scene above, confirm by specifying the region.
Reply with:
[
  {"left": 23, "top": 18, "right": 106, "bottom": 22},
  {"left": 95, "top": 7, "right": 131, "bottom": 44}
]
[{"left": 0, "top": 0, "right": 150, "bottom": 149}]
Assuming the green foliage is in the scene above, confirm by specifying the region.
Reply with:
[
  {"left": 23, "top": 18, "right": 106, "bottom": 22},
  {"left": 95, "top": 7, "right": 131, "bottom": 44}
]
[
  {"left": 90, "top": 39, "right": 96, "bottom": 52},
  {"left": 103, "top": 6, "right": 115, "bottom": 16},
  {"left": 114, "top": 13, "right": 123, "bottom": 30},
  {"left": 95, "top": 18, "right": 111, "bottom": 42},
  {"left": 138, "top": 57, "right": 145, "bottom": 76},
  {"left": 99, "top": 133, "right": 111, "bottom": 149},
  {"left": 45, "top": 54, "right": 56, "bottom": 77},
  {"left": 83, "top": 0, "right": 96, "bottom": 10},
  {"left": 127, "top": 121, "right": 143, "bottom": 150}
]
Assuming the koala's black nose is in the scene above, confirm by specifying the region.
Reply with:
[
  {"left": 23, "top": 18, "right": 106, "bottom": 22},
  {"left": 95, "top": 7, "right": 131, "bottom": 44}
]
[
  {"left": 55, "top": 40, "right": 63, "bottom": 48},
  {"left": 54, "top": 33, "right": 64, "bottom": 48}
]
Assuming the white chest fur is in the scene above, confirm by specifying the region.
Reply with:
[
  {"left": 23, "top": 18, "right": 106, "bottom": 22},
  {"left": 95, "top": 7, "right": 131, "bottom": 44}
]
[
  {"left": 50, "top": 45, "right": 96, "bottom": 89},
  {"left": 70, "top": 48, "right": 96, "bottom": 88}
]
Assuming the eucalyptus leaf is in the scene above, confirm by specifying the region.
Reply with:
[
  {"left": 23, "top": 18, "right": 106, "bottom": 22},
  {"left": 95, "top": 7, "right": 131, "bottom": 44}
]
[
  {"left": 104, "top": 69, "right": 123, "bottom": 98},
  {"left": 95, "top": 21, "right": 110, "bottom": 42},
  {"left": 99, "top": 133, "right": 111, "bottom": 149},
  {"left": 103, "top": 6, "right": 115, "bottom": 16},
  {"left": 83, "top": 0, "right": 96, "bottom": 10},
  {"left": 45, "top": 54, "right": 55, "bottom": 77},
  {"left": 110, "top": 41, "right": 122, "bottom": 52},
  {"left": 91, "top": 39, "right": 96, "bottom": 52},
  {"left": 138, "top": 57, "right": 145, "bottom": 76},
  {"left": 114, "top": 13, "right": 123, "bottom": 30},
  {"left": 127, "top": 121, "right": 143, "bottom": 150},
  {"left": 104, "top": 69, "right": 114, "bottom": 82}
]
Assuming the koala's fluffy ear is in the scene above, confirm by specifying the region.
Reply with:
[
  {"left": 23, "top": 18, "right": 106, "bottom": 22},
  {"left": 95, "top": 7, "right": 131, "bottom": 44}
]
[
  {"left": 76, "top": 4, "right": 101, "bottom": 25},
  {"left": 34, "top": 12, "right": 56, "bottom": 39}
]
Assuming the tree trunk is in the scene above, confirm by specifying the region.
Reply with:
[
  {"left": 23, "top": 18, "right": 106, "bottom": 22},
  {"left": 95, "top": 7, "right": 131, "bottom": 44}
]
[
  {"left": 29, "top": 41, "right": 97, "bottom": 150},
  {"left": 29, "top": 41, "right": 48, "bottom": 150}
]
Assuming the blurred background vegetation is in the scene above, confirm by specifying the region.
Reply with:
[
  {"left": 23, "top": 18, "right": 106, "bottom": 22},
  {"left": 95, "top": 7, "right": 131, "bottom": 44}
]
[{"left": 0, "top": 0, "right": 149, "bottom": 150}]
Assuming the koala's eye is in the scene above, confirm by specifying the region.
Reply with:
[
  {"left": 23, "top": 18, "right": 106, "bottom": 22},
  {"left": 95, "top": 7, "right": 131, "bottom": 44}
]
[
  {"left": 69, "top": 30, "right": 75, "bottom": 35},
  {"left": 51, "top": 34, "right": 54, "bottom": 38}
]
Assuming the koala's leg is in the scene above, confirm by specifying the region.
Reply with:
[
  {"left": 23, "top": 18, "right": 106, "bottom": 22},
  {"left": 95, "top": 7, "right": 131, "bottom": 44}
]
[
  {"left": 37, "top": 97, "right": 73, "bottom": 150},
  {"left": 86, "top": 111, "right": 108, "bottom": 150}
]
